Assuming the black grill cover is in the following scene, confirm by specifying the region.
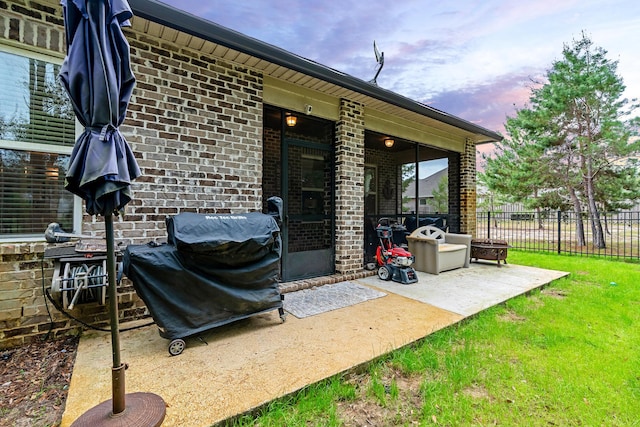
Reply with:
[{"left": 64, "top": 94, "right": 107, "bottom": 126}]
[
  {"left": 123, "top": 212, "right": 283, "bottom": 340},
  {"left": 166, "top": 212, "right": 280, "bottom": 267},
  {"left": 123, "top": 243, "right": 282, "bottom": 340}
]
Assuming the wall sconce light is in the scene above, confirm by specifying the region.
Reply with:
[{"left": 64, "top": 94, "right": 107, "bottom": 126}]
[
  {"left": 285, "top": 114, "right": 297, "bottom": 127},
  {"left": 384, "top": 138, "right": 395, "bottom": 148}
]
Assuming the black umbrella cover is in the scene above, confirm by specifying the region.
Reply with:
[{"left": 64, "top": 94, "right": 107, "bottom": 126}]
[{"left": 59, "top": 0, "right": 140, "bottom": 216}]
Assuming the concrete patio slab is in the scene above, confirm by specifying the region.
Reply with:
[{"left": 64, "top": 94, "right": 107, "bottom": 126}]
[
  {"left": 360, "top": 262, "right": 569, "bottom": 316},
  {"left": 61, "top": 262, "right": 568, "bottom": 426}
]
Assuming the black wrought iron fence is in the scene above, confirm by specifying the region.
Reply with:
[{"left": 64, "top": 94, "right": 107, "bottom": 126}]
[{"left": 476, "top": 211, "right": 640, "bottom": 260}]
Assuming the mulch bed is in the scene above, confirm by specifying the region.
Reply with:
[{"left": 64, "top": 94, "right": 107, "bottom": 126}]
[{"left": 1, "top": 336, "right": 79, "bottom": 427}]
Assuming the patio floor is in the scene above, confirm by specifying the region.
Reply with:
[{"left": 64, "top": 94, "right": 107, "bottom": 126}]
[{"left": 61, "top": 262, "right": 568, "bottom": 426}]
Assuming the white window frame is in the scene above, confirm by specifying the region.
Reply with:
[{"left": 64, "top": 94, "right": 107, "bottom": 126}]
[{"left": 0, "top": 43, "right": 82, "bottom": 243}]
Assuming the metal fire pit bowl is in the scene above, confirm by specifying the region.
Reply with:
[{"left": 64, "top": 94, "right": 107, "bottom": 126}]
[{"left": 470, "top": 239, "right": 510, "bottom": 267}]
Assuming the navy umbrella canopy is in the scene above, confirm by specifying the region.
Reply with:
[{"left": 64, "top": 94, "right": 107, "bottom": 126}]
[{"left": 60, "top": 0, "right": 140, "bottom": 216}]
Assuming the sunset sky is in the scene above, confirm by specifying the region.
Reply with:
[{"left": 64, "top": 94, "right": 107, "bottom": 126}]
[{"left": 158, "top": 0, "right": 639, "bottom": 172}]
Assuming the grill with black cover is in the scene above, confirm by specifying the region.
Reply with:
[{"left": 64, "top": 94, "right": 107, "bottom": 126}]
[{"left": 123, "top": 212, "right": 285, "bottom": 355}]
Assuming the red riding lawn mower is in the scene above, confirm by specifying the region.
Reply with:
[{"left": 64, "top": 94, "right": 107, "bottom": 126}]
[{"left": 375, "top": 220, "right": 418, "bottom": 284}]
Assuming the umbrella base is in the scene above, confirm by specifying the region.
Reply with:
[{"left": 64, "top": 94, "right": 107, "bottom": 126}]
[{"left": 70, "top": 392, "right": 166, "bottom": 427}]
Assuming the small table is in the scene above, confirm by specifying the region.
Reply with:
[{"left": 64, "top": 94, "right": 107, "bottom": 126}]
[{"left": 470, "top": 239, "right": 509, "bottom": 267}]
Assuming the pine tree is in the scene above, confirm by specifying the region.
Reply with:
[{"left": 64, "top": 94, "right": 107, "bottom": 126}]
[
  {"left": 482, "top": 33, "right": 640, "bottom": 248},
  {"left": 429, "top": 174, "right": 448, "bottom": 213}
]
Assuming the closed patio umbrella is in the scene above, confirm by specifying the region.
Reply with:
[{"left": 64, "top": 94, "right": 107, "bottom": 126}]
[{"left": 59, "top": 0, "right": 165, "bottom": 425}]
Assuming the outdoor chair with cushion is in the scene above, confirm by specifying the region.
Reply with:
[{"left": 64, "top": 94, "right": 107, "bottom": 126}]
[{"left": 407, "top": 226, "right": 471, "bottom": 274}]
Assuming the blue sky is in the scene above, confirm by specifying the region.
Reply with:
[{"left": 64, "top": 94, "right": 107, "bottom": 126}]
[{"left": 157, "top": 0, "right": 640, "bottom": 175}]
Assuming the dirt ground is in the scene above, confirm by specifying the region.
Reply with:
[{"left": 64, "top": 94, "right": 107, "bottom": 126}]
[{"left": 1, "top": 336, "right": 78, "bottom": 427}]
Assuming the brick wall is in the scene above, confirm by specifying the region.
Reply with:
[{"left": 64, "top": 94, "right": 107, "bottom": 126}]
[
  {"left": 447, "top": 139, "right": 477, "bottom": 235},
  {"left": 334, "top": 100, "right": 365, "bottom": 274},
  {"left": 0, "top": 0, "right": 64, "bottom": 52},
  {"left": 0, "top": 0, "right": 265, "bottom": 348},
  {"left": 120, "top": 28, "right": 264, "bottom": 238},
  {"left": 262, "top": 126, "right": 281, "bottom": 207},
  {"left": 458, "top": 138, "right": 477, "bottom": 235},
  {"left": 448, "top": 152, "right": 461, "bottom": 233}
]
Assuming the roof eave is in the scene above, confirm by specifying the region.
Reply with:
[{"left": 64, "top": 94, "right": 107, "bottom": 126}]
[{"left": 129, "top": 0, "right": 503, "bottom": 143}]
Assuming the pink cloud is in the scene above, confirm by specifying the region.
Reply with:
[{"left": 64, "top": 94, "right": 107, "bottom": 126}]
[{"left": 422, "top": 69, "right": 545, "bottom": 135}]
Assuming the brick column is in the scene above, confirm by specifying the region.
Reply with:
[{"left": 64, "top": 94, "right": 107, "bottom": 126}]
[
  {"left": 459, "top": 138, "right": 477, "bottom": 236},
  {"left": 334, "top": 99, "right": 365, "bottom": 274}
]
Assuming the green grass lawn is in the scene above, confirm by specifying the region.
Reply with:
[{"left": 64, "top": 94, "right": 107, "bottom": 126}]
[{"left": 228, "top": 252, "right": 640, "bottom": 426}]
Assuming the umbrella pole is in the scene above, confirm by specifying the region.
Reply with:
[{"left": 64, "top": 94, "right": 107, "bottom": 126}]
[
  {"left": 71, "top": 214, "right": 166, "bottom": 426},
  {"left": 105, "top": 213, "right": 126, "bottom": 414}
]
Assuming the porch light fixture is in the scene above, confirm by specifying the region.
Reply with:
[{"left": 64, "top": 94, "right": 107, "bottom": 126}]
[
  {"left": 286, "top": 114, "right": 297, "bottom": 127},
  {"left": 384, "top": 138, "right": 394, "bottom": 148}
]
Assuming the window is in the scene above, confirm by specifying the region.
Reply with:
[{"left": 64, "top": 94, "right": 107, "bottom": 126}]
[{"left": 0, "top": 47, "right": 78, "bottom": 240}]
